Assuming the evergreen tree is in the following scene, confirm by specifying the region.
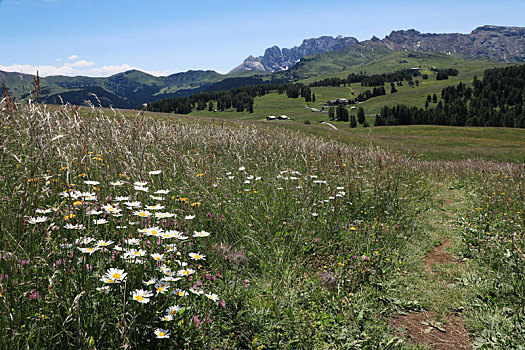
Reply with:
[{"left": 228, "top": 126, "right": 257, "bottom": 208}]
[
  {"left": 328, "top": 107, "right": 335, "bottom": 121},
  {"left": 312, "top": 93, "right": 316, "bottom": 102},
  {"left": 390, "top": 82, "right": 397, "bottom": 94},
  {"left": 432, "top": 94, "right": 438, "bottom": 103},
  {"left": 208, "top": 101, "right": 214, "bottom": 111},
  {"left": 357, "top": 107, "right": 365, "bottom": 124},
  {"left": 350, "top": 114, "right": 357, "bottom": 128}
]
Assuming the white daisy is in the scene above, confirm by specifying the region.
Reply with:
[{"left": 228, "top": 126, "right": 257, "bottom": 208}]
[
  {"left": 84, "top": 180, "right": 100, "bottom": 186},
  {"left": 172, "top": 289, "right": 188, "bottom": 297},
  {"left": 77, "top": 247, "right": 100, "bottom": 255},
  {"left": 193, "top": 230, "right": 210, "bottom": 238},
  {"left": 188, "top": 252, "right": 206, "bottom": 260},
  {"left": 131, "top": 289, "right": 153, "bottom": 303},
  {"left": 28, "top": 216, "right": 48, "bottom": 224},
  {"left": 154, "top": 189, "right": 170, "bottom": 195},
  {"left": 133, "top": 210, "right": 152, "bottom": 218},
  {"left": 205, "top": 293, "right": 219, "bottom": 302},
  {"left": 166, "top": 305, "right": 183, "bottom": 315},
  {"left": 154, "top": 328, "right": 170, "bottom": 339}
]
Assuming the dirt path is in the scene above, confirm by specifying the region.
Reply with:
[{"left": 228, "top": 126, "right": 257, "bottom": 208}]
[{"left": 389, "top": 181, "right": 473, "bottom": 349}]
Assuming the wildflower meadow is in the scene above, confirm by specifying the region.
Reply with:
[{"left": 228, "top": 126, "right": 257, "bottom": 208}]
[{"left": 0, "top": 100, "right": 523, "bottom": 348}]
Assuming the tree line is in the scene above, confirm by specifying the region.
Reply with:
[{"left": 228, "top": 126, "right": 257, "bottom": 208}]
[{"left": 374, "top": 65, "right": 525, "bottom": 128}]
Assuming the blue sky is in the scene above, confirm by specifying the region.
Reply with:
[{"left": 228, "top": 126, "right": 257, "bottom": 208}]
[{"left": 1, "top": 0, "right": 525, "bottom": 77}]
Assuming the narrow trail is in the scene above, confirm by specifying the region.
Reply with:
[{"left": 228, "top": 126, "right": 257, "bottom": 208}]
[{"left": 390, "top": 181, "right": 474, "bottom": 349}]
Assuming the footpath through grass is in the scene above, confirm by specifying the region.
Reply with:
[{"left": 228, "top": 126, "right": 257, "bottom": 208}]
[
  {"left": 387, "top": 167, "right": 525, "bottom": 349},
  {"left": 1, "top": 101, "right": 523, "bottom": 349}
]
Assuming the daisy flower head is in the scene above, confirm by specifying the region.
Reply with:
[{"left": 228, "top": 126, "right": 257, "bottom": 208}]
[
  {"left": 64, "top": 223, "right": 85, "bottom": 230},
  {"left": 188, "top": 252, "right": 206, "bottom": 261},
  {"left": 165, "top": 244, "right": 177, "bottom": 252},
  {"left": 154, "top": 189, "right": 170, "bottom": 195},
  {"left": 166, "top": 305, "right": 183, "bottom": 315},
  {"left": 193, "top": 230, "right": 210, "bottom": 238},
  {"left": 134, "top": 210, "right": 152, "bottom": 218},
  {"left": 151, "top": 253, "right": 165, "bottom": 262},
  {"left": 134, "top": 181, "right": 148, "bottom": 187},
  {"left": 110, "top": 180, "right": 125, "bottom": 186},
  {"left": 75, "top": 237, "right": 95, "bottom": 244},
  {"left": 148, "top": 170, "right": 162, "bottom": 175},
  {"left": 84, "top": 180, "right": 100, "bottom": 186},
  {"left": 96, "top": 286, "right": 111, "bottom": 293},
  {"left": 184, "top": 215, "right": 195, "bottom": 220},
  {"left": 125, "top": 238, "right": 140, "bottom": 245},
  {"left": 87, "top": 209, "right": 103, "bottom": 216},
  {"left": 155, "top": 282, "right": 170, "bottom": 294},
  {"left": 36, "top": 208, "right": 53, "bottom": 214},
  {"left": 131, "top": 289, "right": 153, "bottom": 303},
  {"left": 177, "top": 268, "right": 195, "bottom": 277},
  {"left": 97, "top": 240, "right": 114, "bottom": 247},
  {"left": 114, "top": 196, "right": 129, "bottom": 202},
  {"left": 162, "top": 276, "right": 181, "bottom": 282},
  {"left": 104, "top": 268, "right": 127, "bottom": 282},
  {"left": 143, "top": 226, "right": 163, "bottom": 237},
  {"left": 159, "top": 315, "right": 173, "bottom": 322},
  {"left": 77, "top": 247, "right": 100, "bottom": 255},
  {"left": 28, "top": 216, "right": 48, "bottom": 224},
  {"left": 154, "top": 328, "right": 170, "bottom": 339},
  {"left": 205, "top": 293, "right": 219, "bottom": 302},
  {"left": 189, "top": 287, "right": 204, "bottom": 295},
  {"left": 146, "top": 204, "right": 165, "bottom": 211},
  {"left": 172, "top": 289, "right": 188, "bottom": 297},
  {"left": 155, "top": 212, "right": 175, "bottom": 219},
  {"left": 134, "top": 185, "right": 149, "bottom": 192},
  {"left": 124, "top": 201, "right": 141, "bottom": 209},
  {"left": 94, "top": 218, "right": 108, "bottom": 225},
  {"left": 150, "top": 195, "right": 165, "bottom": 201},
  {"left": 143, "top": 278, "right": 156, "bottom": 286}
]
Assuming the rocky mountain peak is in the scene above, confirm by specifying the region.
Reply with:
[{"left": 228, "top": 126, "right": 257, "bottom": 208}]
[{"left": 230, "top": 35, "right": 358, "bottom": 73}]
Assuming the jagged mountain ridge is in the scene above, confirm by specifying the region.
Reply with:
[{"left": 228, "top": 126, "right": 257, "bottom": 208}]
[
  {"left": 379, "top": 25, "right": 525, "bottom": 62},
  {"left": 233, "top": 26, "right": 525, "bottom": 73},
  {"left": 230, "top": 35, "right": 359, "bottom": 73}
]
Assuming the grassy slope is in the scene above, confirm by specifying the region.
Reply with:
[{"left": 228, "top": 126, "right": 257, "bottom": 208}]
[{"left": 184, "top": 52, "right": 524, "bottom": 163}]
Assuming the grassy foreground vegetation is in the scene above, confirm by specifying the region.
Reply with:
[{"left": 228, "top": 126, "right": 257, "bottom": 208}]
[{"left": 1, "top": 100, "right": 524, "bottom": 348}]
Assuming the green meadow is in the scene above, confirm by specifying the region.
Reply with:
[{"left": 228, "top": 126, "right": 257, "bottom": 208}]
[{"left": 1, "top": 98, "right": 525, "bottom": 348}]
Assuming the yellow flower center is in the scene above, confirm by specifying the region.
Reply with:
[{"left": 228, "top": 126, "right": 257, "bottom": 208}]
[
  {"left": 157, "top": 287, "right": 163, "bottom": 292},
  {"left": 171, "top": 310, "right": 177, "bottom": 315},
  {"left": 112, "top": 273, "right": 121, "bottom": 279},
  {"left": 159, "top": 332, "right": 165, "bottom": 337},
  {"left": 135, "top": 295, "right": 143, "bottom": 301},
  {"left": 151, "top": 230, "right": 157, "bottom": 235},
  {"left": 139, "top": 212, "right": 146, "bottom": 217},
  {"left": 194, "top": 255, "right": 201, "bottom": 259}
]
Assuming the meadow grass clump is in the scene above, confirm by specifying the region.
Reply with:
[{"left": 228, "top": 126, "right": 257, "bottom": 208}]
[
  {"left": 455, "top": 166, "right": 525, "bottom": 348},
  {"left": 0, "top": 99, "right": 429, "bottom": 348}
]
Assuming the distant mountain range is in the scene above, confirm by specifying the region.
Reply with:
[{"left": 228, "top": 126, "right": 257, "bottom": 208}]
[
  {"left": 230, "top": 35, "right": 359, "bottom": 73},
  {"left": 233, "top": 25, "right": 525, "bottom": 73},
  {"left": 2, "top": 25, "right": 525, "bottom": 108}
]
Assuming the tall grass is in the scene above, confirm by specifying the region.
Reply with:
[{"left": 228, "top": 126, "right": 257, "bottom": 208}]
[{"left": 6, "top": 98, "right": 524, "bottom": 348}]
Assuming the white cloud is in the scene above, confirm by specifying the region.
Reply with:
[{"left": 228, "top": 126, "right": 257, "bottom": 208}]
[
  {"left": 56, "top": 58, "right": 62, "bottom": 62},
  {"left": 0, "top": 61, "right": 175, "bottom": 77},
  {"left": 68, "top": 55, "right": 79, "bottom": 60},
  {"left": 67, "top": 60, "right": 96, "bottom": 68}
]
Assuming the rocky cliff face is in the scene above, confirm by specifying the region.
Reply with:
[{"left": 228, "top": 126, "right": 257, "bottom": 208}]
[
  {"left": 379, "top": 26, "right": 525, "bottom": 62},
  {"left": 230, "top": 35, "right": 359, "bottom": 73},
  {"left": 232, "top": 26, "right": 525, "bottom": 73}
]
